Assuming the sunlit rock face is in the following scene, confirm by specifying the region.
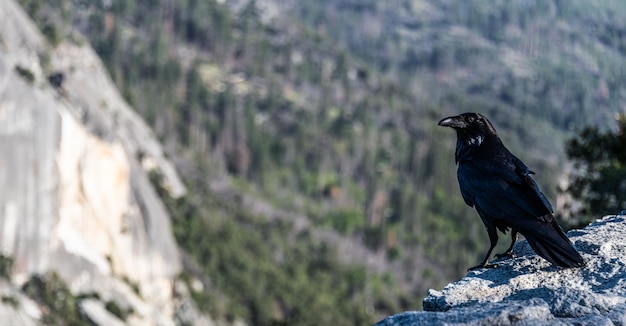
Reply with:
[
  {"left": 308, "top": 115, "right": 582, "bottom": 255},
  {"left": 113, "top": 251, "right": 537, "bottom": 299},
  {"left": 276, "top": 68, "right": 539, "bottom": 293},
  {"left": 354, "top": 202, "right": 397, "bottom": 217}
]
[{"left": 0, "top": 0, "right": 193, "bottom": 324}]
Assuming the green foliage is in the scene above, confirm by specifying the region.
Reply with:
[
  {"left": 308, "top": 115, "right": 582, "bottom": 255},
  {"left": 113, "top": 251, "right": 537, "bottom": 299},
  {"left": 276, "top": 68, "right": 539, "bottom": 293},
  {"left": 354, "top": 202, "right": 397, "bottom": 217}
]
[
  {"left": 162, "top": 187, "right": 383, "bottom": 325},
  {"left": 322, "top": 208, "right": 365, "bottom": 235},
  {"left": 120, "top": 276, "right": 141, "bottom": 296},
  {"left": 0, "top": 255, "right": 13, "bottom": 280},
  {"left": 105, "top": 300, "right": 134, "bottom": 321},
  {"left": 14, "top": 65, "right": 35, "bottom": 83},
  {"left": 41, "top": 23, "right": 61, "bottom": 46},
  {"left": 17, "top": 0, "right": 68, "bottom": 47},
  {"left": 565, "top": 114, "right": 626, "bottom": 220},
  {"left": 1, "top": 295, "right": 20, "bottom": 308},
  {"left": 21, "top": 272, "right": 91, "bottom": 326},
  {"left": 16, "top": 0, "right": 41, "bottom": 17}
]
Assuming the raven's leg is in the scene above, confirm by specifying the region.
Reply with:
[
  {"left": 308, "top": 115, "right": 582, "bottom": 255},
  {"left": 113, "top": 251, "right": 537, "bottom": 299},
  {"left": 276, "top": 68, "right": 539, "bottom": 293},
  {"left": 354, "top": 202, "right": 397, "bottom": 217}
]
[
  {"left": 495, "top": 229, "right": 518, "bottom": 259},
  {"left": 468, "top": 226, "right": 499, "bottom": 271}
]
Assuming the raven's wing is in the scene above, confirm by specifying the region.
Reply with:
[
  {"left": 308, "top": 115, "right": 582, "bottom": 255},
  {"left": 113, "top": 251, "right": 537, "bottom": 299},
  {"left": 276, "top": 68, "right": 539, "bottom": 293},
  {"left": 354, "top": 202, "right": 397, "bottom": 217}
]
[
  {"left": 510, "top": 156, "right": 554, "bottom": 213},
  {"left": 457, "top": 157, "right": 553, "bottom": 222}
]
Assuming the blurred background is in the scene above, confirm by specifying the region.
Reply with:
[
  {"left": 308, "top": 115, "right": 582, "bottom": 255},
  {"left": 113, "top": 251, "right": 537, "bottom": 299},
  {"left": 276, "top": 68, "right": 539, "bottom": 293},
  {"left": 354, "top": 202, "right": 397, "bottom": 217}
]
[{"left": 1, "top": 0, "right": 626, "bottom": 325}]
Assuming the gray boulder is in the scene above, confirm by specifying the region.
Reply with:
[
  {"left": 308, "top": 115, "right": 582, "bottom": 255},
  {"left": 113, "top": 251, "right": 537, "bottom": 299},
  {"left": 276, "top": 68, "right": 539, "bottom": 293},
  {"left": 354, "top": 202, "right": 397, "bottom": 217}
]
[{"left": 376, "top": 215, "right": 626, "bottom": 325}]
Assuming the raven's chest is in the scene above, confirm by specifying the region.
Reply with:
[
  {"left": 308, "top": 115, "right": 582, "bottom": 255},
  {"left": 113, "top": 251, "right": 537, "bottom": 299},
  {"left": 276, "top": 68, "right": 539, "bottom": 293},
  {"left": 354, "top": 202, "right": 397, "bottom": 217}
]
[{"left": 455, "top": 135, "right": 483, "bottom": 163}]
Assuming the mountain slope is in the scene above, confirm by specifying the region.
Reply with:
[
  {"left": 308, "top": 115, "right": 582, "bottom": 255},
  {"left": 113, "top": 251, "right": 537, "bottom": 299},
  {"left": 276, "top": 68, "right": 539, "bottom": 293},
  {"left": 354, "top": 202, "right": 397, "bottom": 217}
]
[{"left": 280, "top": 0, "right": 626, "bottom": 131}]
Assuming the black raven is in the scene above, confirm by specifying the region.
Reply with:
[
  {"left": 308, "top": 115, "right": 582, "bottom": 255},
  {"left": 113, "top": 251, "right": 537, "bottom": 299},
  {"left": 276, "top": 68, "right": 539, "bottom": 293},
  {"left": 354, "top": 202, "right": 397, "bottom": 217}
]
[{"left": 438, "top": 112, "right": 584, "bottom": 270}]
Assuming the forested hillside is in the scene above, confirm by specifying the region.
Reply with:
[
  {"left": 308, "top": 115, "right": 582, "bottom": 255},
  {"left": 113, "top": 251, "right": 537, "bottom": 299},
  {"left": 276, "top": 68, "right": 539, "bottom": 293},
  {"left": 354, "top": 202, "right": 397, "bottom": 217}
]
[{"left": 17, "top": 0, "right": 626, "bottom": 324}]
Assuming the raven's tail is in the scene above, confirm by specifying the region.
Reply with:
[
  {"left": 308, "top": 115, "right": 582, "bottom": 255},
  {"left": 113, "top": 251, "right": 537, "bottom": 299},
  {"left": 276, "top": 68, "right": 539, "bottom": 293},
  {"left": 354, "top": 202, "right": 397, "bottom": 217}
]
[{"left": 521, "top": 218, "right": 584, "bottom": 268}]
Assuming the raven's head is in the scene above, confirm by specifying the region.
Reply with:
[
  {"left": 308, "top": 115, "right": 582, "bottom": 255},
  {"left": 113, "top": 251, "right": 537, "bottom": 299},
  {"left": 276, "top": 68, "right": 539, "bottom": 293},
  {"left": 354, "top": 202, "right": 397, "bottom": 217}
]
[
  {"left": 438, "top": 112, "right": 499, "bottom": 163},
  {"left": 438, "top": 112, "right": 497, "bottom": 136}
]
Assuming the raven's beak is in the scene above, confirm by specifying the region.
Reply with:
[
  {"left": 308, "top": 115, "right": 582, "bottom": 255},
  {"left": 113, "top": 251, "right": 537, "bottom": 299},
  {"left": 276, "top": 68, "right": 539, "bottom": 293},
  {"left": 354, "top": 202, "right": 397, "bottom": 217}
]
[{"left": 438, "top": 116, "right": 465, "bottom": 128}]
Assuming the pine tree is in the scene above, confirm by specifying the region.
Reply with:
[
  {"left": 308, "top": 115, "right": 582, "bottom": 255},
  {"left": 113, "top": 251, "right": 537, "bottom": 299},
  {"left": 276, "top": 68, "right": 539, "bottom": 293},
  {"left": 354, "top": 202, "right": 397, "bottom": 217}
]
[{"left": 565, "top": 114, "right": 626, "bottom": 219}]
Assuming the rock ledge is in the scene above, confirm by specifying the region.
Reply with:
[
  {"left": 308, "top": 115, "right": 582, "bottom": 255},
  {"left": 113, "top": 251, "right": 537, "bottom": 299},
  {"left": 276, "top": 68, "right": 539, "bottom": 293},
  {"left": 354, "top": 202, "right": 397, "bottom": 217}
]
[{"left": 376, "top": 215, "right": 626, "bottom": 325}]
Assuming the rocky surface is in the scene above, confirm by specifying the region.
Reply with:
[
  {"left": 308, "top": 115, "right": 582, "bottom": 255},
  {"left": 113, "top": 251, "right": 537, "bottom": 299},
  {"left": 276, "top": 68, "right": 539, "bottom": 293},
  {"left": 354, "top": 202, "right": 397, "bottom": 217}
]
[
  {"left": 0, "top": 1, "right": 210, "bottom": 325},
  {"left": 376, "top": 215, "right": 626, "bottom": 325}
]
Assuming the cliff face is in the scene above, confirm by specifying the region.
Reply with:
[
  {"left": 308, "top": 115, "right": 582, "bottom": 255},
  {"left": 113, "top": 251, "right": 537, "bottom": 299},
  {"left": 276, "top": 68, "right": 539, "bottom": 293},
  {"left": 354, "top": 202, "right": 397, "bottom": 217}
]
[
  {"left": 0, "top": 1, "right": 200, "bottom": 324},
  {"left": 375, "top": 214, "right": 626, "bottom": 325}
]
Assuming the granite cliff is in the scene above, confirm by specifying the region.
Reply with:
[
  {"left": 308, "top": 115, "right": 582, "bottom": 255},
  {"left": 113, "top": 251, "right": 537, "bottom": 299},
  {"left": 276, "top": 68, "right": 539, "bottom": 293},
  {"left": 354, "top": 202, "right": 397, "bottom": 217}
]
[
  {"left": 376, "top": 214, "right": 626, "bottom": 325},
  {"left": 0, "top": 0, "right": 208, "bottom": 324}
]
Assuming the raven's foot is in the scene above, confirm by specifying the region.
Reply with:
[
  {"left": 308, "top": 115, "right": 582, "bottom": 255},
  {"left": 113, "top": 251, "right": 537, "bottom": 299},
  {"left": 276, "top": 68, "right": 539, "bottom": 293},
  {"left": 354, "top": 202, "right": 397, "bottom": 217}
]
[
  {"left": 494, "top": 251, "right": 515, "bottom": 259},
  {"left": 467, "top": 263, "right": 498, "bottom": 271}
]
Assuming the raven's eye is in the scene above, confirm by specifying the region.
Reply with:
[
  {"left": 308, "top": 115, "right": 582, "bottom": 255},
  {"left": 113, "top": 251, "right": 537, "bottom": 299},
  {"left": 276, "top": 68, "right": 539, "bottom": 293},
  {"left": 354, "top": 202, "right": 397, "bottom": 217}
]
[{"left": 467, "top": 116, "right": 475, "bottom": 123}]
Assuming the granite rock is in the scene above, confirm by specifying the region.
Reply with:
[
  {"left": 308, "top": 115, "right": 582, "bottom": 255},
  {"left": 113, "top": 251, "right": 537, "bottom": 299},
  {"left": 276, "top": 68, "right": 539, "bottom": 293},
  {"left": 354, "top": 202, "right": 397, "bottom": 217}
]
[
  {"left": 376, "top": 215, "right": 626, "bottom": 325},
  {"left": 0, "top": 1, "right": 209, "bottom": 325}
]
